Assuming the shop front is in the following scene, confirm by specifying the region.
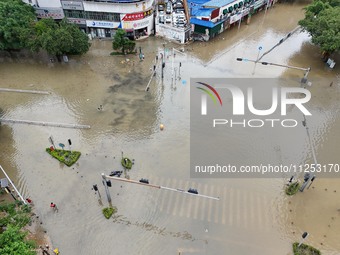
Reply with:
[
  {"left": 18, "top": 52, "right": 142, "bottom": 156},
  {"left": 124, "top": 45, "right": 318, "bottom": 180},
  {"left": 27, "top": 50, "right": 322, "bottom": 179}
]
[
  {"left": 121, "top": 13, "right": 154, "bottom": 39},
  {"left": 86, "top": 20, "right": 120, "bottom": 38}
]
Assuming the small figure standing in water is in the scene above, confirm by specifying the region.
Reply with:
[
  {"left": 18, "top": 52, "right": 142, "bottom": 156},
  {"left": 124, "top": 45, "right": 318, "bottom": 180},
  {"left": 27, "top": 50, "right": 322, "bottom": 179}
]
[{"left": 50, "top": 202, "right": 58, "bottom": 212}]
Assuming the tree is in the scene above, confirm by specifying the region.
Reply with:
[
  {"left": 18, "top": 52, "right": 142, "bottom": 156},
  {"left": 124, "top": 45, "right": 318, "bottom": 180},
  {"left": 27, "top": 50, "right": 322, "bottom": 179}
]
[
  {"left": 62, "top": 20, "right": 90, "bottom": 55},
  {"left": 0, "top": 0, "right": 36, "bottom": 51},
  {"left": 299, "top": 0, "right": 340, "bottom": 54},
  {"left": 33, "top": 18, "right": 90, "bottom": 56},
  {"left": 0, "top": 225, "right": 35, "bottom": 255},
  {"left": 112, "top": 29, "right": 136, "bottom": 54}
]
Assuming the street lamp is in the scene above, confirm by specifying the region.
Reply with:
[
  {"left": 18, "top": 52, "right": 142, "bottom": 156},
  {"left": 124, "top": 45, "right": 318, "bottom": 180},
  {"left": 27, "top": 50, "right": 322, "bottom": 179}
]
[{"left": 237, "top": 57, "right": 316, "bottom": 191}]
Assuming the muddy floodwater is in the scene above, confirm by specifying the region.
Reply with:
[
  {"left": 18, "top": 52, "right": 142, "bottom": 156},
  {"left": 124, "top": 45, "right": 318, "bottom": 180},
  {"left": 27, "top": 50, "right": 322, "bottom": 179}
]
[{"left": 1, "top": 2, "right": 340, "bottom": 255}]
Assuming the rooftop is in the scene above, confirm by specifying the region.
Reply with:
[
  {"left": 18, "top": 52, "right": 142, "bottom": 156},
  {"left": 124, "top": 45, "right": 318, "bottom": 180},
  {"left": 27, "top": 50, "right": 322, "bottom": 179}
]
[{"left": 203, "top": 0, "right": 236, "bottom": 7}]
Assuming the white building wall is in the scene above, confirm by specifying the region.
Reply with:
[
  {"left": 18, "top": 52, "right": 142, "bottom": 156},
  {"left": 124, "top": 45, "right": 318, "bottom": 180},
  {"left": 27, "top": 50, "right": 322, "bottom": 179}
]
[
  {"left": 83, "top": 1, "right": 154, "bottom": 14},
  {"left": 36, "top": 0, "right": 62, "bottom": 8}
]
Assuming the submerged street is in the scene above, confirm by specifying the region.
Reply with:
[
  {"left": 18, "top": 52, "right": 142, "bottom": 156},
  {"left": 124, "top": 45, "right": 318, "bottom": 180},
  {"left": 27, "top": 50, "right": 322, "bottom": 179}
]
[{"left": 1, "top": 3, "right": 340, "bottom": 255}]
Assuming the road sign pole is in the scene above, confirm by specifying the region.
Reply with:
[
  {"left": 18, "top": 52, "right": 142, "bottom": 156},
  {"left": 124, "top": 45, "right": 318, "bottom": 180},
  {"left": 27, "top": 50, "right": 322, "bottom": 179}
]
[
  {"left": 102, "top": 173, "right": 111, "bottom": 203},
  {"left": 298, "top": 232, "right": 309, "bottom": 247}
]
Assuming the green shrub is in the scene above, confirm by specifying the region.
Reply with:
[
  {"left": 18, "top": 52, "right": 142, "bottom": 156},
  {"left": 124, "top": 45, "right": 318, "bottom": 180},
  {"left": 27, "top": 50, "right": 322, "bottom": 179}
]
[
  {"left": 121, "top": 157, "right": 133, "bottom": 170},
  {"left": 286, "top": 182, "right": 300, "bottom": 196},
  {"left": 46, "top": 148, "right": 81, "bottom": 167},
  {"left": 293, "top": 242, "right": 321, "bottom": 255},
  {"left": 102, "top": 207, "right": 117, "bottom": 219}
]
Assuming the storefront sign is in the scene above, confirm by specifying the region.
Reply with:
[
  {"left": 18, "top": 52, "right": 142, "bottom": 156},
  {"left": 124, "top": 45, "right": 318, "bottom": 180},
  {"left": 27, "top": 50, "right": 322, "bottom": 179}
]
[
  {"left": 61, "top": 1, "right": 84, "bottom": 10},
  {"left": 122, "top": 9, "right": 153, "bottom": 21},
  {"left": 123, "top": 15, "right": 152, "bottom": 29},
  {"left": 229, "top": 13, "right": 242, "bottom": 24},
  {"left": 242, "top": 9, "right": 250, "bottom": 17},
  {"left": 67, "top": 18, "right": 86, "bottom": 25},
  {"left": 253, "top": 0, "right": 265, "bottom": 10},
  {"left": 35, "top": 7, "right": 65, "bottom": 19},
  {"left": 86, "top": 20, "right": 120, "bottom": 28}
]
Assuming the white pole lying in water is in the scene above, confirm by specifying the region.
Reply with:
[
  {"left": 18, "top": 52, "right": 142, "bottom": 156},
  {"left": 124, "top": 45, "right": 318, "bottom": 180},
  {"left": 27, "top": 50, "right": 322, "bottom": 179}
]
[
  {"left": 0, "top": 88, "right": 50, "bottom": 95},
  {"left": 0, "top": 165, "right": 27, "bottom": 204},
  {"left": 104, "top": 175, "right": 220, "bottom": 200}
]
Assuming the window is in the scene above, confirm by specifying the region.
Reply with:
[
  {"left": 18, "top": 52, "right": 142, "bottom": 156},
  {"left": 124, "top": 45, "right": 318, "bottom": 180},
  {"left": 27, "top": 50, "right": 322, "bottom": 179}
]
[
  {"left": 64, "top": 10, "right": 85, "bottom": 19},
  {"left": 85, "top": 11, "right": 121, "bottom": 22}
]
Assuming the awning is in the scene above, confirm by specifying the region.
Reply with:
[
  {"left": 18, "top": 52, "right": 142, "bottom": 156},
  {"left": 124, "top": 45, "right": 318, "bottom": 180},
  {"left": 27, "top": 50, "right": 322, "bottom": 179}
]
[
  {"left": 228, "top": 6, "right": 233, "bottom": 12},
  {"left": 234, "top": 3, "right": 239, "bottom": 8},
  {"left": 223, "top": 9, "right": 228, "bottom": 14},
  {"left": 239, "top": 1, "right": 244, "bottom": 6}
]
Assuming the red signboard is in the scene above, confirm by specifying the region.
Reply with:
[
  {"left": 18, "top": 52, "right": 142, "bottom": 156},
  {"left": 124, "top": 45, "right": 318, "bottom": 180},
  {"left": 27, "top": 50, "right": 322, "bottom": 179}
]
[
  {"left": 211, "top": 8, "right": 220, "bottom": 19},
  {"left": 122, "top": 9, "right": 153, "bottom": 21}
]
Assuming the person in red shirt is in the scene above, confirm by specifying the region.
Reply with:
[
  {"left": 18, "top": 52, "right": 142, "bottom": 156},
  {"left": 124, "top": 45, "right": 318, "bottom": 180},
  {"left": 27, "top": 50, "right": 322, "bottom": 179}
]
[{"left": 50, "top": 202, "right": 58, "bottom": 212}]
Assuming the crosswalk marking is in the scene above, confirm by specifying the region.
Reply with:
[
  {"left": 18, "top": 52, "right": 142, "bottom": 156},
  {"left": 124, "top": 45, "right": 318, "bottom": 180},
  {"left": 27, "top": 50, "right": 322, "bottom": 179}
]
[
  {"left": 186, "top": 182, "right": 196, "bottom": 218},
  {"left": 222, "top": 187, "right": 227, "bottom": 225},
  {"left": 256, "top": 193, "right": 263, "bottom": 228},
  {"left": 193, "top": 183, "right": 202, "bottom": 220},
  {"left": 228, "top": 187, "right": 234, "bottom": 226},
  {"left": 236, "top": 189, "right": 241, "bottom": 226},
  {"left": 129, "top": 176, "right": 277, "bottom": 233},
  {"left": 242, "top": 190, "right": 248, "bottom": 228},
  {"left": 179, "top": 180, "right": 190, "bottom": 217},
  {"left": 214, "top": 186, "right": 220, "bottom": 223},
  {"left": 171, "top": 179, "right": 184, "bottom": 216},
  {"left": 199, "top": 184, "right": 209, "bottom": 220},
  {"left": 166, "top": 178, "right": 179, "bottom": 214},
  {"left": 262, "top": 194, "right": 270, "bottom": 230},
  {"left": 207, "top": 185, "right": 214, "bottom": 222},
  {"left": 158, "top": 178, "right": 171, "bottom": 212}
]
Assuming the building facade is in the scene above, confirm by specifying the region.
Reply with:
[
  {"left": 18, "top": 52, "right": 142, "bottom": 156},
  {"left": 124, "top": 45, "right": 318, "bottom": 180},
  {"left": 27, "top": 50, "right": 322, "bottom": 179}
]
[
  {"left": 22, "top": 0, "right": 155, "bottom": 39},
  {"left": 189, "top": 0, "right": 271, "bottom": 41}
]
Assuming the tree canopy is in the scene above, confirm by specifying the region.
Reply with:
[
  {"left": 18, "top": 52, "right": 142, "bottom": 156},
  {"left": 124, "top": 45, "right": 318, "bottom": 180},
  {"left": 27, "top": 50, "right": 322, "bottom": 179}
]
[
  {"left": 0, "top": 0, "right": 36, "bottom": 50},
  {"left": 299, "top": 0, "right": 340, "bottom": 53},
  {"left": 0, "top": 0, "right": 90, "bottom": 56},
  {"left": 112, "top": 29, "right": 136, "bottom": 54},
  {"left": 0, "top": 225, "right": 36, "bottom": 255},
  {"left": 33, "top": 19, "right": 90, "bottom": 56}
]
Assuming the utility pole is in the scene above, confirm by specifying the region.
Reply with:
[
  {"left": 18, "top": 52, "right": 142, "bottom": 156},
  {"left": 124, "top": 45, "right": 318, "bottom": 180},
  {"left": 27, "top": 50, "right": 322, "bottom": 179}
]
[{"left": 236, "top": 57, "right": 316, "bottom": 192}]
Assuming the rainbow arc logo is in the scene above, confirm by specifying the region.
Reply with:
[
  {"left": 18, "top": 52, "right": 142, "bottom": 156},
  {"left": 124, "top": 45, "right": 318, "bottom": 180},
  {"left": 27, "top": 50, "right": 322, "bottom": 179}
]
[{"left": 196, "top": 82, "right": 223, "bottom": 115}]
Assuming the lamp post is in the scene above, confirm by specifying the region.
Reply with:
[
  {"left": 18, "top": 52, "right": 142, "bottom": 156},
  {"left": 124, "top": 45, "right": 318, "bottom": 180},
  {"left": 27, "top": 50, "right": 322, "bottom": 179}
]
[
  {"left": 237, "top": 57, "right": 315, "bottom": 191},
  {"left": 171, "top": 48, "right": 186, "bottom": 84},
  {"left": 161, "top": 43, "right": 166, "bottom": 79}
]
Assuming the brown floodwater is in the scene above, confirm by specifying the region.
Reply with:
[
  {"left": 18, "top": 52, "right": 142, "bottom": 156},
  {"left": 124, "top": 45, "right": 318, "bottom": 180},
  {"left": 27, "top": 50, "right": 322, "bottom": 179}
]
[{"left": 1, "top": 2, "right": 340, "bottom": 255}]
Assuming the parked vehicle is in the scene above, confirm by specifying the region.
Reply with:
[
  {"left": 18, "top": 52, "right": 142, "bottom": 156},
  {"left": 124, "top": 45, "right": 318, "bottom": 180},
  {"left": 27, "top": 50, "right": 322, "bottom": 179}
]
[
  {"left": 158, "top": 4, "right": 164, "bottom": 11},
  {"left": 166, "top": 2, "right": 172, "bottom": 14},
  {"left": 165, "top": 15, "right": 171, "bottom": 23},
  {"left": 174, "top": 1, "right": 184, "bottom": 9},
  {"left": 159, "top": 10, "right": 165, "bottom": 23},
  {"left": 159, "top": 15, "right": 165, "bottom": 23}
]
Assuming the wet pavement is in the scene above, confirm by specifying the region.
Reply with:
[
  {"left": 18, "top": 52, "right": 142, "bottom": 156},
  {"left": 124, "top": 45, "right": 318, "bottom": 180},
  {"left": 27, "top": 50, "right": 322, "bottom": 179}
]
[{"left": 1, "top": 2, "right": 340, "bottom": 255}]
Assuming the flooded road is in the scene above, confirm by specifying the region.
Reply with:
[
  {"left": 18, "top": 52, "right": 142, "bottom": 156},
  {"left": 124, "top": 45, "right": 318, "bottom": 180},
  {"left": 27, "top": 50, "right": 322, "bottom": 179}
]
[{"left": 1, "top": 2, "right": 340, "bottom": 255}]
